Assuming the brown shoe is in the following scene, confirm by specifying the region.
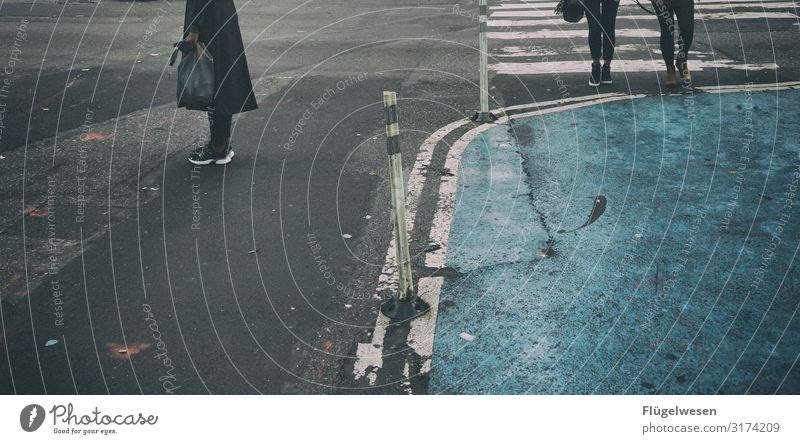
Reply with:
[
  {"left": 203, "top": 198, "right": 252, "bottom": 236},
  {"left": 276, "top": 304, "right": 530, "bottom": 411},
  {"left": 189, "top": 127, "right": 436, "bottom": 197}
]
[
  {"left": 676, "top": 59, "right": 692, "bottom": 84},
  {"left": 665, "top": 65, "right": 677, "bottom": 87}
]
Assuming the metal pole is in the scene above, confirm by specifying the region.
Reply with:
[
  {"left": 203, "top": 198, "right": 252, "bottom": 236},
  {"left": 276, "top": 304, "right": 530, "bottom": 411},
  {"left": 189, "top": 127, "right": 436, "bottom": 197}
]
[
  {"left": 472, "top": 0, "right": 497, "bottom": 123},
  {"left": 380, "top": 91, "right": 430, "bottom": 321}
]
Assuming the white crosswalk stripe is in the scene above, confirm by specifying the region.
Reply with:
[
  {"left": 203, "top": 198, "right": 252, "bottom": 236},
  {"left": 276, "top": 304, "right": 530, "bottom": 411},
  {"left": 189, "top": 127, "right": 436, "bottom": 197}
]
[{"left": 486, "top": 0, "right": 799, "bottom": 76}]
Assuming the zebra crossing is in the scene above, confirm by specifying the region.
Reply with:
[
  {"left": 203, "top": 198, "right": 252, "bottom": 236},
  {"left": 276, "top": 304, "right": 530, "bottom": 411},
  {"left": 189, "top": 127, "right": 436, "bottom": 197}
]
[{"left": 487, "top": 0, "right": 799, "bottom": 77}]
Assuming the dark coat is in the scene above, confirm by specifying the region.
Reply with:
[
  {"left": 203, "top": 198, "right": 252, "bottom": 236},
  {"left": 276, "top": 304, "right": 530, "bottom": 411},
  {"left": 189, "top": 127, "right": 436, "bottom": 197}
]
[{"left": 183, "top": 0, "right": 258, "bottom": 115}]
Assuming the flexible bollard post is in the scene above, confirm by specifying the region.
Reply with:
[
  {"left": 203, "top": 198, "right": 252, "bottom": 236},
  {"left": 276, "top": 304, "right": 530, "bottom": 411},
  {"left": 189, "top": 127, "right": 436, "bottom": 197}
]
[
  {"left": 380, "top": 91, "right": 430, "bottom": 321},
  {"left": 472, "top": 0, "right": 497, "bottom": 123}
]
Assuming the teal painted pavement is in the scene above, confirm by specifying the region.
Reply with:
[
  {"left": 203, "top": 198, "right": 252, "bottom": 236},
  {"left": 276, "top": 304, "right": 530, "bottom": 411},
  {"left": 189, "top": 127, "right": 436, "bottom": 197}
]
[{"left": 429, "top": 87, "right": 800, "bottom": 394}]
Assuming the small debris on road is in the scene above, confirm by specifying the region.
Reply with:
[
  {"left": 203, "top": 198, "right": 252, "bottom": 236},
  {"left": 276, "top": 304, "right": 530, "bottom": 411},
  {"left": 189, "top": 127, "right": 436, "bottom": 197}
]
[{"left": 459, "top": 332, "right": 476, "bottom": 341}]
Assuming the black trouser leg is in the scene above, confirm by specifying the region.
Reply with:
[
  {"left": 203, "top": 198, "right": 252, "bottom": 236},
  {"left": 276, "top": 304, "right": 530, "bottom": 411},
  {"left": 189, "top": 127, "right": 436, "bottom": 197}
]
[
  {"left": 654, "top": 1, "right": 677, "bottom": 67},
  {"left": 208, "top": 112, "right": 232, "bottom": 151},
  {"left": 586, "top": 0, "right": 620, "bottom": 61},
  {"left": 585, "top": 0, "right": 603, "bottom": 60},
  {"left": 674, "top": 0, "right": 694, "bottom": 62},
  {"left": 601, "top": 0, "right": 619, "bottom": 61}
]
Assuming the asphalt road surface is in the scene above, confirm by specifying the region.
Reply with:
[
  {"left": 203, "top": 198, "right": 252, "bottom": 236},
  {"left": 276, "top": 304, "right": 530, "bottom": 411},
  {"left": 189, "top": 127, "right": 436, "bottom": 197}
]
[{"left": 0, "top": 0, "right": 798, "bottom": 394}]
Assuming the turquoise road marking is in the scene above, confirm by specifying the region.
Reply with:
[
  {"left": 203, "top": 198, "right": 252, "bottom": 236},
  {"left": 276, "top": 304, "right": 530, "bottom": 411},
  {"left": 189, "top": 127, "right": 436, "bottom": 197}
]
[{"left": 429, "top": 88, "right": 800, "bottom": 394}]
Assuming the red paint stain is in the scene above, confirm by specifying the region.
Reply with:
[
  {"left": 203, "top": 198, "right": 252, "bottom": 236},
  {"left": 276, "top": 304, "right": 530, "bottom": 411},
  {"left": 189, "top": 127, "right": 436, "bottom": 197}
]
[
  {"left": 24, "top": 207, "right": 48, "bottom": 218},
  {"left": 106, "top": 341, "right": 152, "bottom": 360},
  {"left": 2, "top": 272, "right": 23, "bottom": 292},
  {"left": 83, "top": 133, "right": 115, "bottom": 142}
]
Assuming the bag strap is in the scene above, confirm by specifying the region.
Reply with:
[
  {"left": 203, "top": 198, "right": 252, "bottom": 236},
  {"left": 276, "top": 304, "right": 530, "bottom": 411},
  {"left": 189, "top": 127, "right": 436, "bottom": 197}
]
[
  {"left": 636, "top": 0, "right": 656, "bottom": 14},
  {"left": 169, "top": 42, "right": 181, "bottom": 66}
]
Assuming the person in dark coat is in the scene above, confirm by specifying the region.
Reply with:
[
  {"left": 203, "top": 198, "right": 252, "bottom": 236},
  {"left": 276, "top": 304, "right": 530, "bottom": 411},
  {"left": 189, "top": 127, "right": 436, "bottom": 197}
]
[{"left": 183, "top": 0, "right": 258, "bottom": 165}]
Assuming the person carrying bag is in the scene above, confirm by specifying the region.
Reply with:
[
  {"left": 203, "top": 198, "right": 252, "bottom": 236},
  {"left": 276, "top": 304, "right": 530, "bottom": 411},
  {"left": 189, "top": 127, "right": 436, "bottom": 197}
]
[
  {"left": 176, "top": 0, "right": 258, "bottom": 165},
  {"left": 556, "top": 0, "right": 620, "bottom": 87}
]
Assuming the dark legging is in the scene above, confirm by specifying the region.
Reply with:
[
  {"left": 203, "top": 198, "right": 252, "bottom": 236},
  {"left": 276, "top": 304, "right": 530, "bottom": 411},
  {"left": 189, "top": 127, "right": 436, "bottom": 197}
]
[
  {"left": 208, "top": 112, "right": 232, "bottom": 148},
  {"left": 653, "top": 0, "right": 694, "bottom": 66},
  {"left": 584, "top": 0, "right": 620, "bottom": 61}
]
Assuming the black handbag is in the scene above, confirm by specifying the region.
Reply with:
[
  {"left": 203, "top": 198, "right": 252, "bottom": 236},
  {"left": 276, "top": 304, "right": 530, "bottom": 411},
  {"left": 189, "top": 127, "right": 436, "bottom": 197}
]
[
  {"left": 556, "top": 0, "right": 585, "bottom": 23},
  {"left": 170, "top": 41, "right": 215, "bottom": 110}
]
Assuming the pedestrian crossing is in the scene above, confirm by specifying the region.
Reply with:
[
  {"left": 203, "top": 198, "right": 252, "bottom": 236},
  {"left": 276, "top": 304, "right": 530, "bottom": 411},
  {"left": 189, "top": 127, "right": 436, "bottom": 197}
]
[{"left": 487, "top": 0, "right": 800, "bottom": 77}]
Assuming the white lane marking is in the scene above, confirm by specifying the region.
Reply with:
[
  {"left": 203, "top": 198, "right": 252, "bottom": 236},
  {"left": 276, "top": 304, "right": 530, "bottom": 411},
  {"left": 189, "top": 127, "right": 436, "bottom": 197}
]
[
  {"left": 353, "top": 118, "right": 471, "bottom": 385},
  {"left": 497, "top": 45, "right": 719, "bottom": 57},
  {"left": 407, "top": 277, "right": 444, "bottom": 375},
  {"left": 697, "top": 80, "right": 800, "bottom": 93},
  {"left": 424, "top": 125, "right": 492, "bottom": 269},
  {"left": 375, "top": 118, "right": 471, "bottom": 294},
  {"left": 489, "top": 12, "right": 798, "bottom": 26},
  {"left": 490, "top": 0, "right": 800, "bottom": 8},
  {"left": 488, "top": 29, "right": 662, "bottom": 39},
  {"left": 491, "top": 59, "right": 779, "bottom": 75},
  {"left": 491, "top": 10, "right": 559, "bottom": 18},
  {"left": 503, "top": 92, "right": 626, "bottom": 113},
  {"left": 353, "top": 314, "right": 388, "bottom": 385},
  {"left": 424, "top": 94, "right": 645, "bottom": 269},
  {"left": 699, "top": 11, "right": 799, "bottom": 18},
  {"left": 497, "top": 46, "right": 560, "bottom": 57},
  {"left": 695, "top": 2, "right": 800, "bottom": 9}
]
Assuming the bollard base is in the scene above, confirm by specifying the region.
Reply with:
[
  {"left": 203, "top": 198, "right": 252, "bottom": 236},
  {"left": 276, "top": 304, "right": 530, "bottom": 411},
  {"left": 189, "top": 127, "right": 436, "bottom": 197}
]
[
  {"left": 380, "top": 295, "right": 431, "bottom": 321},
  {"left": 471, "top": 111, "right": 498, "bottom": 123}
]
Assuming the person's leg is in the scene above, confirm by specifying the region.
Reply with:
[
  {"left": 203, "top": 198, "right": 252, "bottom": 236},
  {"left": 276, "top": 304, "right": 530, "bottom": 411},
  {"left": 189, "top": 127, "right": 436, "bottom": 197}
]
[
  {"left": 585, "top": 0, "right": 603, "bottom": 62},
  {"left": 189, "top": 112, "right": 234, "bottom": 165},
  {"left": 600, "top": 0, "right": 620, "bottom": 64},
  {"left": 674, "top": 0, "right": 695, "bottom": 82},
  {"left": 585, "top": 0, "right": 603, "bottom": 85},
  {"left": 652, "top": 0, "right": 677, "bottom": 86},
  {"left": 208, "top": 112, "right": 232, "bottom": 154},
  {"left": 653, "top": 0, "right": 676, "bottom": 67}
]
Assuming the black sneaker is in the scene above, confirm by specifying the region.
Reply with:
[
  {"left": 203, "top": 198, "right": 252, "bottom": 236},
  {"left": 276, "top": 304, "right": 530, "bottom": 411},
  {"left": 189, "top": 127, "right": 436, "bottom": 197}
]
[
  {"left": 589, "top": 62, "right": 601, "bottom": 86},
  {"left": 188, "top": 144, "right": 235, "bottom": 165},
  {"left": 601, "top": 63, "right": 612, "bottom": 84}
]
